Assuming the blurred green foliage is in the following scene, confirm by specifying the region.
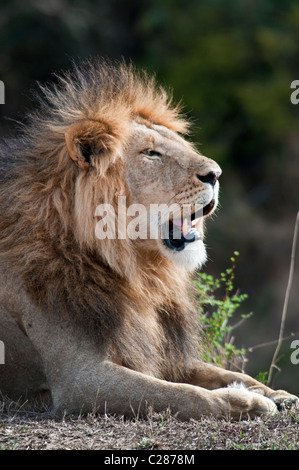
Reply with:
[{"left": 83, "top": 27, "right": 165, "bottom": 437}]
[{"left": 194, "top": 251, "right": 249, "bottom": 370}]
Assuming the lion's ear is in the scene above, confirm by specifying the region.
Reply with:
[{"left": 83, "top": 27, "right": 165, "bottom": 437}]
[{"left": 65, "top": 120, "right": 116, "bottom": 170}]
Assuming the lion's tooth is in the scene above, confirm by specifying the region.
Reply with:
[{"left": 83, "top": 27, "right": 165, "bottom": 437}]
[{"left": 195, "top": 218, "right": 201, "bottom": 231}]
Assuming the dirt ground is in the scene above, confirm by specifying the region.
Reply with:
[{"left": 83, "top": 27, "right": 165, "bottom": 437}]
[{"left": 0, "top": 398, "right": 298, "bottom": 451}]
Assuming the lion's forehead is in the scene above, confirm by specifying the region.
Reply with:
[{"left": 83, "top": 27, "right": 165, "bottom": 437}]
[
  {"left": 131, "top": 120, "right": 192, "bottom": 149},
  {"left": 139, "top": 122, "right": 181, "bottom": 141}
]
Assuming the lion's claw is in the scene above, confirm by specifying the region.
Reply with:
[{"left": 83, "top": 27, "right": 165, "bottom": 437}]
[{"left": 271, "top": 391, "right": 299, "bottom": 411}]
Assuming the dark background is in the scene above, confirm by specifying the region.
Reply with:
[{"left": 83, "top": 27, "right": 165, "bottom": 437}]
[{"left": 1, "top": 0, "right": 298, "bottom": 393}]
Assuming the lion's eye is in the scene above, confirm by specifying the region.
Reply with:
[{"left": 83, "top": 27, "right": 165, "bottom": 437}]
[{"left": 142, "top": 149, "right": 162, "bottom": 158}]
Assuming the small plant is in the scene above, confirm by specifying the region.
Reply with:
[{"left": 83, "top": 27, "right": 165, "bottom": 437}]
[
  {"left": 255, "top": 370, "right": 268, "bottom": 385},
  {"left": 194, "top": 251, "right": 250, "bottom": 370}
]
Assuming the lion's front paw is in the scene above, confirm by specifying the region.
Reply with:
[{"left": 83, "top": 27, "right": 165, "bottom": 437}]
[
  {"left": 212, "top": 388, "right": 277, "bottom": 420},
  {"left": 269, "top": 390, "right": 299, "bottom": 411}
]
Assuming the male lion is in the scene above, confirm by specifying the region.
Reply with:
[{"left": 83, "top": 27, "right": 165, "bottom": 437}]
[{"left": 0, "top": 60, "right": 297, "bottom": 420}]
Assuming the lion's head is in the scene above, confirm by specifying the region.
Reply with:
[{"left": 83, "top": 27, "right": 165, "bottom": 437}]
[
  {"left": 123, "top": 121, "right": 221, "bottom": 270},
  {"left": 1, "top": 59, "right": 221, "bottom": 283},
  {"left": 55, "top": 60, "right": 221, "bottom": 275}
]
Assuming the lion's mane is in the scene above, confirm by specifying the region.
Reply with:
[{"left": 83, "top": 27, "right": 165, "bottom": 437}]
[{"left": 0, "top": 60, "right": 199, "bottom": 381}]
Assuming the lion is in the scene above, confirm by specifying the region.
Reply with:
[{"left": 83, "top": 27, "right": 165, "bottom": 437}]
[{"left": 0, "top": 59, "right": 297, "bottom": 420}]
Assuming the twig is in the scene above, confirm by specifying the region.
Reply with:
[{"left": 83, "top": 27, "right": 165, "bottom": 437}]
[
  {"left": 230, "top": 312, "right": 253, "bottom": 331},
  {"left": 267, "top": 211, "right": 299, "bottom": 386},
  {"left": 247, "top": 330, "right": 299, "bottom": 352}
]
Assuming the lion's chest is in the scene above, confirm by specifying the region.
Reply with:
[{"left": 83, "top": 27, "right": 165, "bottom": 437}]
[{"left": 109, "top": 305, "right": 193, "bottom": 382}]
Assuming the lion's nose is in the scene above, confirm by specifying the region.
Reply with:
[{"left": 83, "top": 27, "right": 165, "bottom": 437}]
[{"left": 196, "top": 170, "right": 221, "bottom": 186}]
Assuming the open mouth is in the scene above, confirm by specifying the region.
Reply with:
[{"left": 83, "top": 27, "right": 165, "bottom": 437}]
[{"left": 163, "top": 199, "right": 215, "bottom": 252}]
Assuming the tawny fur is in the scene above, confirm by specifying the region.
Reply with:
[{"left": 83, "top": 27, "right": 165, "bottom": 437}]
[
  {"left": 0, "top": 59, "right": 297, "bottom": 419},
  {"left": 0, "top": 60, "right": 197, "bottom": 382}
]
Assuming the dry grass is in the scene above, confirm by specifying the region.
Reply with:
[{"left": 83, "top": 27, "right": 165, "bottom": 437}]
[{"left": 0, "top": 398, "right": 298, "bottom": 450}]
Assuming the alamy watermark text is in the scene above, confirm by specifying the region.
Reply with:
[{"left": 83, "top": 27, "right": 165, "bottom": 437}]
[
  {"left": 0, "top": 80, "right": 4, "bottom": 104},
  {"left": 290, "top": 340, "right": 299, "bottom": 365},
  {"left": 290, "top": 80, "right": 299, "bottom": 104},
  {"left": 0, "top": 341, "right": 4, "bottom": 364}
]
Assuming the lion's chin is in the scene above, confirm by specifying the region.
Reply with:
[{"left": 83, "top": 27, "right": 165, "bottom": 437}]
[{"left": 160, "top": 238, "right": 207, "bottom": 272}]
